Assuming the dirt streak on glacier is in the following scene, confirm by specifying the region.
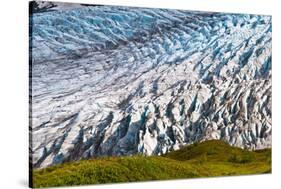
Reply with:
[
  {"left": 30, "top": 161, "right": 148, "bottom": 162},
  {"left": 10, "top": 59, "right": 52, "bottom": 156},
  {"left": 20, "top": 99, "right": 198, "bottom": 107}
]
[{"left": 30, "top": 4, "right": 272, "bottom": 168}]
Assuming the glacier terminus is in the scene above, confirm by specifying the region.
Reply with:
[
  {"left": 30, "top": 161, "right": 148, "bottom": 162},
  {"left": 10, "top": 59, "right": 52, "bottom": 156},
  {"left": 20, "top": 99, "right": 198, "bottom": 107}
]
[{"left": 30, "top": 2, "right": 272, "bottom": 168}]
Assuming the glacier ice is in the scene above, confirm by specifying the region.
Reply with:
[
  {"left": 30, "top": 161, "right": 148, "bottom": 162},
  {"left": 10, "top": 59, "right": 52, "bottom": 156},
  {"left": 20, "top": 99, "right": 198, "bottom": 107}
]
[{"left": 30, "top": 4, "right": 272, "bottom": 168}]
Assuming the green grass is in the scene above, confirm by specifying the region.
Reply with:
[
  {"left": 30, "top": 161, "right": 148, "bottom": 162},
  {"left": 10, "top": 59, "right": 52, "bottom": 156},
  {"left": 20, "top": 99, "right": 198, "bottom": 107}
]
[{"left": 32, "top": 140, "right": 271, "bottom": 188}]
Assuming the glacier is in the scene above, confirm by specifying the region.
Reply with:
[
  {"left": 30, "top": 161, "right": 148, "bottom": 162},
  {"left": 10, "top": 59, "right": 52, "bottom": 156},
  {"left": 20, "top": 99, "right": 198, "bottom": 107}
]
[{"left": 30, "top": 3, "right": 272, "bottom": 168}]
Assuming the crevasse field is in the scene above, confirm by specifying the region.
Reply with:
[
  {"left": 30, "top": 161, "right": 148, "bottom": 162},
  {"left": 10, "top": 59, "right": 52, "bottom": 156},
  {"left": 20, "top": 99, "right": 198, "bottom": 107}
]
[{"left": 30, "top": 2, "right": 271, "bottom": 175}]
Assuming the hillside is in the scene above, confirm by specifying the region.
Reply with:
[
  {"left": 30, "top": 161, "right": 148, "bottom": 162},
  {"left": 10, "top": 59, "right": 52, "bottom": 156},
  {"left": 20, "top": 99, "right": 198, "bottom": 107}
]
[{"left": 32, "top": 140, "right": 271, "bottom": 188}]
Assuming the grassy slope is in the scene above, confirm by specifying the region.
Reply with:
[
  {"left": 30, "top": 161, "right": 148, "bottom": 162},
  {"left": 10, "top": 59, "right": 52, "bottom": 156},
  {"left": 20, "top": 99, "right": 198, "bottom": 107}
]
[{"left": 32, "top": 140, "right": 271, "bottom": 188}]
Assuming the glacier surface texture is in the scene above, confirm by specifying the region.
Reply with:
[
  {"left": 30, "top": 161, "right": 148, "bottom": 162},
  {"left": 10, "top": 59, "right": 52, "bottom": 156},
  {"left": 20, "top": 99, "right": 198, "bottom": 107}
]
[{"left": 30, "top": 3, "right": 272, "bottom": 168}]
